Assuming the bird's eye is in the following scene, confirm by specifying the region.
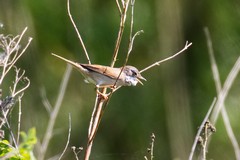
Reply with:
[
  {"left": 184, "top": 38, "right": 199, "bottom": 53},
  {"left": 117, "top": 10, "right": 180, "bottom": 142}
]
[{"left": 131, "top": 70, "right": 137, "bottom": 76}]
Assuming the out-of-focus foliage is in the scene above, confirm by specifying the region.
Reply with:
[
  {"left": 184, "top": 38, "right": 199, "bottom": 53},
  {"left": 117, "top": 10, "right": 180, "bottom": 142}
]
[
  {"left": 0, "top": 0, "right": 240, "bottom": 159},
  {"left": 0, "top": 128, "right": 37, "bottom": 160}
]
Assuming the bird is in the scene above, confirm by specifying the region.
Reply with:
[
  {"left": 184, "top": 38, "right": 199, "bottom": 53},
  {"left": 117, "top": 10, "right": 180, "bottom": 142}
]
[{"left": 51, "top": 53, "right": 146, "bottom": 88}]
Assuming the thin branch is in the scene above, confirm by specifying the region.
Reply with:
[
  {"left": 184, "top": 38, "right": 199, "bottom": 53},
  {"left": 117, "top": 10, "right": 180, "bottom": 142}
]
[
  {"left": 110, "top": 0, "right": 130, "bottom": 67},
  {"left": 204, "top": 28, "right": 220, "bottom": 90},
  {"left": 10, "top": 67, "right": 24, "bottom": 95},
  {"left": 67, "top": 0, "right": 91, "bottom": 64},
  {"left": 85, "top": 99, "right": 105, "bottom": 160},
  {"left": 140, "top": 41, "right": 192, "bottom": 73},
  {"left": 150, "top": 133, "right": 155, "bottom": 160},
  {"left": 202, "top": 122, "right": 208, "bottom": 160},
  {"left": 88, "top": 95, "right": 99, "bottom": 136},
  {"left": 144, "top": 133, "right": 156, "bottom": 160},
  {"left": 111, "top": 30, "right": 144, "bottom": 89},
  {"left": 204, "top": 27, "right": 240, "bottom": 159},
  {"left": 116, "top": 0, "right": 122, "bottom": 15},
  {"left": 127, "top": 30, "right": 143, "bottom": 58},
  {"left": 129, "top": 0, "right": 135, "bottom": 43},
  {"left": 72, "top": 147, "right": 80, "bottom": 160},
  {"left": 10, "top": 67, "right": 30, "bottom": 97},
  {"left": 38, "top": 65, "right": 72, "bottom": 160},
  {"left": 200, "top": 120, "right": 216, "bottom": 160},
  {"left": 2, "top": 109, "right": 20, "bottom": 153},
  {"left": 0, "top": 27, "right": 30, "bottom": 85},
  {"left": 16, "top": 96, "right": 22, "bottom": 145},
  {"left": 0, "top": 28, "right": 30, "bottom": 155},
  {"left": 11, "top": 77, "right": 30, "bottom": 97},
  {"left": 5, "top": 37, "right": 32, "bottom": 76},
  {"left": 121, "top": 0, "right": 125, "bottom": 7},
  {"left": 112, "top": 0, "right": 143, "bottom": 88},
  {"left": 125, "top": 0, "right": 143, "bottom": 64},
  {"left": 59, "top": 113, "right": 72, "bottom": 160},
  {"left": 40, "top": 87, "right": 53, "bottom": 114},
  {"left": 221, "top": 108, "right": 240, "bottom": 159},
  {"left": 72, "top": 146, "right": 83, "bottom": 160},
  {"left": 188, "top": 98, "right": 216, "bottom": 160},
  {"left": 210, "top": 56, "right": 240, "bottom": 124},
  {"left": 7, "top": 33, "right": 22, "bottom": 55}
]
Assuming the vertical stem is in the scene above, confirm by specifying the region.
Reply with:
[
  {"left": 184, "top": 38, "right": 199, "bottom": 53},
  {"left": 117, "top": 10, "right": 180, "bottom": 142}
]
[
  {"left": 202, "top": 123, "right": 208, "bottom": 160},
  {"left": 204, "top": 27, "right": 240, "bottom": 159},
  {"left": 110, "top": 0, "right": 130, "bottom": 67},
  {"left": 84, "top": 1, "right": 132, "bottom": 160},
  {"left": 17, "top": 97, "right": 22, "bottom": 145},
  {"left": 38, "top": 65, "right": 72, "bottom": 160},
  {"left": 188, "top": 99, "right": 216, "bottom": 160},
  {"left": 84, "top": 99, "right": 105, "bottom": 160},
  {"left": 211, "top": 56, "right": 240, "bottom": 124},
  {"left": 88, "top": 95, "right": 99, "bottom": 136}
]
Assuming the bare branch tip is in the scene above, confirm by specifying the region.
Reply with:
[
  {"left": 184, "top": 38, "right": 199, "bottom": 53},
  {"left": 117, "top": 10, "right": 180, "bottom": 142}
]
[
  {"left": 137, "top": 30, "right": 144, "bottom": 35},
  {"left": 186, "top": 41, "right": 193, "bottom": 47},
  {"left": 28, "top": 37, "right": 33, "bottom": 41},
  {"left": 23, "top": 27, "right": 28, "bottom": 32}
]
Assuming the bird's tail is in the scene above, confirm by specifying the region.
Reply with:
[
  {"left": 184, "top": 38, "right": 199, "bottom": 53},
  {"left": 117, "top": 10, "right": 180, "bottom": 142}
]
[{"left": 51, "top": 53, "right": 84, "bottom": 71}]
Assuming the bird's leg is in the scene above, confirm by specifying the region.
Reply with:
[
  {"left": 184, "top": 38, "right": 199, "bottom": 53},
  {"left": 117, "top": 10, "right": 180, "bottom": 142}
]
[
  {"left": 109, "top": 85, "right": 117, "bottom": 90},
  {"left": 109, "top": 85, "right": 120, "bottom": 93},
  {"left": 95, "top": 86, "right": 109, "bottom": 101}
]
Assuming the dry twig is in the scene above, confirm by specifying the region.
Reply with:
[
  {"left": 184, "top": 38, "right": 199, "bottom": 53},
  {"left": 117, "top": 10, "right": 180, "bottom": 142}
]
[
  {"left": 204, "top": 27, "right": 240, "bottom": 160},
  {"left": 140, "top": 41, "right": 192, "bottom": 73},
  {"left": 0, "top": 27, "right": 32, "bottom": 85},
  {"left": 0, "top": 28, "right": 31, "bottom": 149},
  {"left": 59, "top": 113, "right": 72, "bottom": 160},
  {"left": 16, "top": 96, "right": 22, "bottom": 145},
  {"left": 210, "top": 56, "right": 240, "bottom": 124},
  {"left": 83, "top": 1, "right": 133, "bottom": 159},
  {"left": 188, "top": 98, "right": 216, "bottom": 160},
  {"left": 72, "top": 146, "right": 83, "bottom": 160},
  {"left": 144, "top": 133, "right": 156, "bottom": 160},
  {"left": 10, "top": 67, "right": 30, "bottom": 97},
  {"left": 111, "top": 0, "right": 130, "bottom": 67},
  {"left": 38, "top": 65, "right": 72, "bottom": 160},
  {"left": 67, "top": 0, "right": 91, "bottom": 64}
]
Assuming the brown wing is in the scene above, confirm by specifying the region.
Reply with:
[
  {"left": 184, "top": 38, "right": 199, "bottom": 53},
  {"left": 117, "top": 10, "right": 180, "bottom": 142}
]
[{"left": 81, "top": 64, "right": 122, "bottom": 79}]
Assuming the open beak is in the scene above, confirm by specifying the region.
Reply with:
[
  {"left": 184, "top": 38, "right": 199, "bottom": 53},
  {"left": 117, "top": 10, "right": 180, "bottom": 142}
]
[{"left": 137, "top": 74, "right": 146, "bottom": 85}]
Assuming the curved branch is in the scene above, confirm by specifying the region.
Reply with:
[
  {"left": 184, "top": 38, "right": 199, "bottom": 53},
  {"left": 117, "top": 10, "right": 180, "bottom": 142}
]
[
  {"left": 140, "top": 41, "right": 192, "bottom": 73},
  {"left": 67, "top": 0, "right": 91, "bottom": 64}
]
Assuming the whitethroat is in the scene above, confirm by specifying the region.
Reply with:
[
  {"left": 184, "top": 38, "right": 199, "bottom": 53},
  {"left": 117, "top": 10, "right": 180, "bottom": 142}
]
[{"left": 51, "top": 53, "right": 146, "bottom": 88}]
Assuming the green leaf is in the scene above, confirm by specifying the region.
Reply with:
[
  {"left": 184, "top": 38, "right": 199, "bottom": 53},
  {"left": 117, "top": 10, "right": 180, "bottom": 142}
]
[
  {"left": 0, "top": 140, "right": 12, "bottom": 156},
  {"left": 19, "top": 127, "right": 37, "bottom": 151},
  {"left": 19, "top": 128, "right": 37, "bottom": 160},
  {"left": 0, "top": 128, "right": 37, "bottom": 159}
]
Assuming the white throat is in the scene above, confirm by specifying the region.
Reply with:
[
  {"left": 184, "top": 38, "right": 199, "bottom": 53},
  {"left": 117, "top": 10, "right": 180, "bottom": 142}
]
[{"left": 125, "top": 76, "right": 138, "bottom": 86}]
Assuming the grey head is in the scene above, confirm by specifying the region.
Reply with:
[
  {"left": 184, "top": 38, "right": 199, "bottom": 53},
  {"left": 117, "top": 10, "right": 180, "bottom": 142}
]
[{"left": 123, "top": 66, "right": 146, "bottom": 86}]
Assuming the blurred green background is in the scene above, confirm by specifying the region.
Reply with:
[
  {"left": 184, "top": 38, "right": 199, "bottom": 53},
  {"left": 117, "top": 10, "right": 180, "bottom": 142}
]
[{"left": 1, "top": 0, "right": 240, "bottom": 159}]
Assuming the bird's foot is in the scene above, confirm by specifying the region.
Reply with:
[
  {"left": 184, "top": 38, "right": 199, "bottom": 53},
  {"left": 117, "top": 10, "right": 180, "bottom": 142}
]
[{"left": 95, "top": 86, "right": 109, "bottom": 101}]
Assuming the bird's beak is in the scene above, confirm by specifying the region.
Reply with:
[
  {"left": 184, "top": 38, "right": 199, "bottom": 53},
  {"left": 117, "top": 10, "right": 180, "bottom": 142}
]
[{"left": 137, "top": 74, "right": 146, "bottom": 85}]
